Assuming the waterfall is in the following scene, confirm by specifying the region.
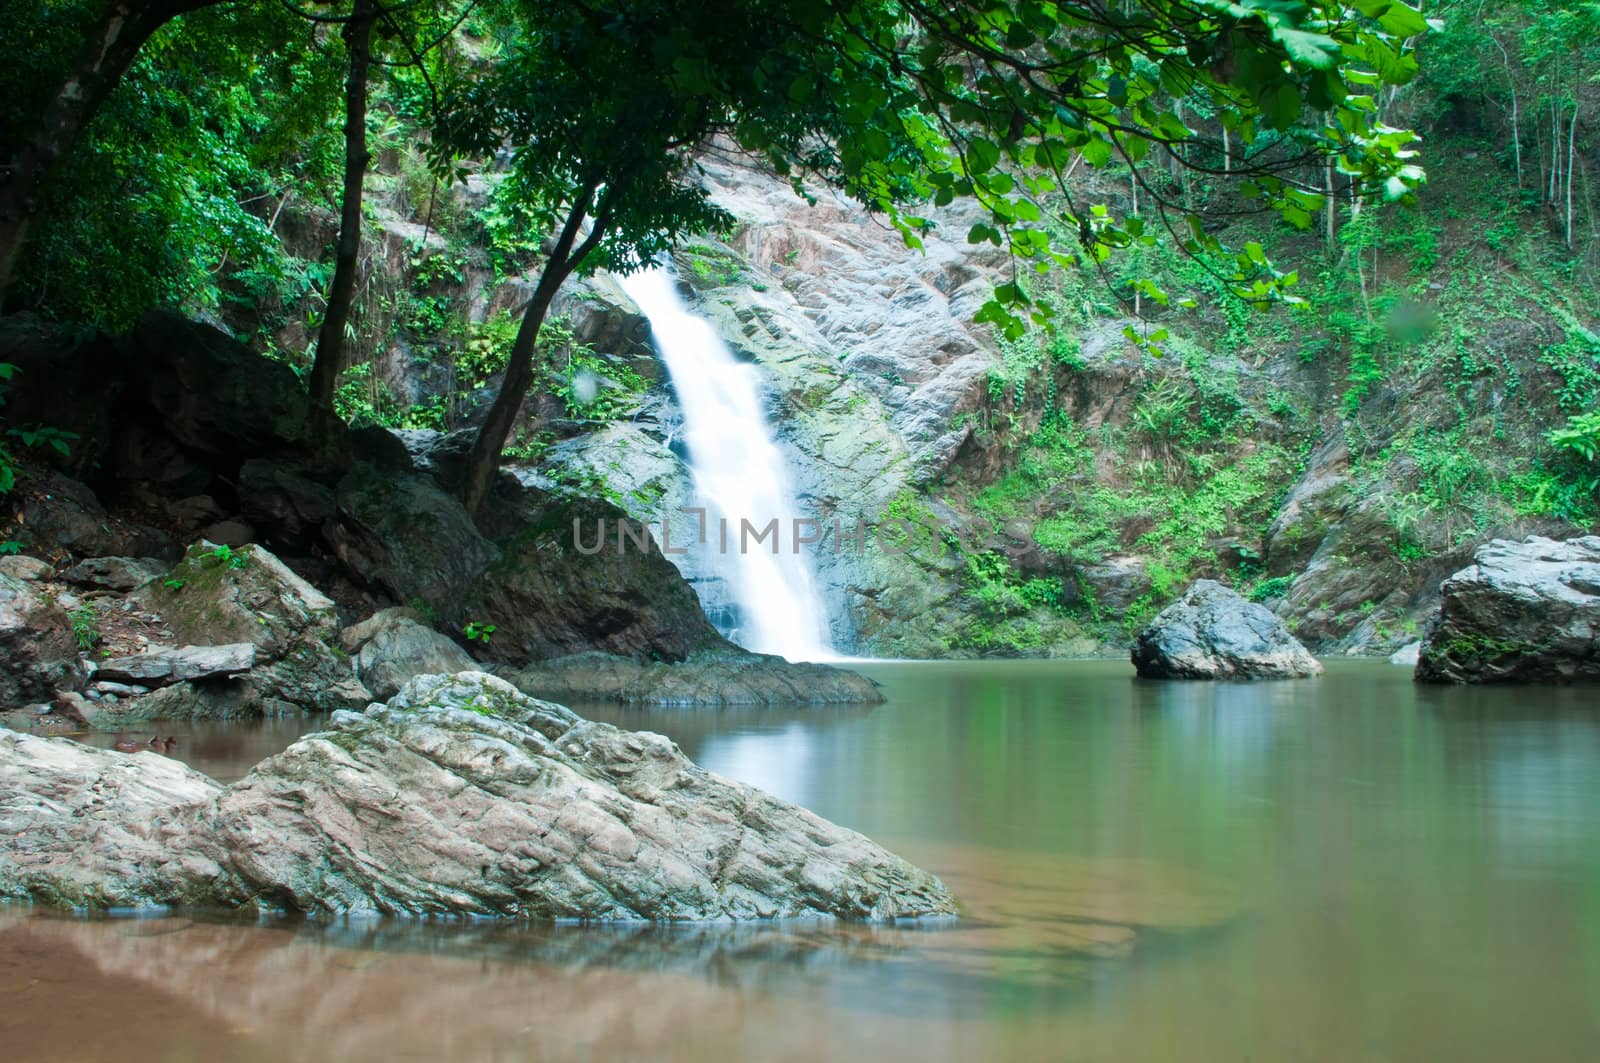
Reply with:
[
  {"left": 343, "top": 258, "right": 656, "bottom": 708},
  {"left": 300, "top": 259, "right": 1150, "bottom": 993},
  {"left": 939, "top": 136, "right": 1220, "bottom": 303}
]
[{"left": 618, "top": 267, "right": 833, "bottom": 661}]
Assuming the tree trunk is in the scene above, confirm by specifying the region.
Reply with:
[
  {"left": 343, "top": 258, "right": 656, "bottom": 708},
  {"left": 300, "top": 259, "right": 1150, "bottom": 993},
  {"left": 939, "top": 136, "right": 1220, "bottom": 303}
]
[
  {"left": 1325, "top": 157, "right": 1336, "bottom": 248},
  {"left": 459, "top": 188, "right": 603, "bottom": 517},
  {"left": 0, "top": 0, "right": 224, "bottom": 298},
  {"left": 306, "top": 0, "right": 378, "bottom": 413},
  {"left": 1566, "top": 105, "right": 1578, "bottom": 249}
]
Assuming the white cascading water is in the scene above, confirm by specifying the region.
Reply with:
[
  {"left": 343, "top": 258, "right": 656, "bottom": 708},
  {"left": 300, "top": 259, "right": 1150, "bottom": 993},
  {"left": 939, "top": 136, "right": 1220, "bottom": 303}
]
[{"left": 618, "top": 267, "right": 833, "bottom": 661}]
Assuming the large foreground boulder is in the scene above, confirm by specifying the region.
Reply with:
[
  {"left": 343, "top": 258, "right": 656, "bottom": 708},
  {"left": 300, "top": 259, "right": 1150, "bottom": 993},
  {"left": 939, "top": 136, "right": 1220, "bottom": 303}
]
[
  {"left": 0, "top": 673, "right": 955, "bottom": 921},
  {"left": 505, "top": 649, "right": 884, "bottom": 706},
  {"left": 1416, "top": 536, "right": 1600, "bottom": 684},
  {"left": 1132, "top": 580, "right": 1322, "bottom": 679}
]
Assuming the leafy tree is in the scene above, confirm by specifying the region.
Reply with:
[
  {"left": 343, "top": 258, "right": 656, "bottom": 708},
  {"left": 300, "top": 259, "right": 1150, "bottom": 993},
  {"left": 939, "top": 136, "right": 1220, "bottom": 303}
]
[
  {"left": 6, "top": 4, "right": 342, "bottom": 327},
  {"left": 0, "top": 0, "right": 232, "bottom": 298},
  {"left": 302, "top": 0, "right": 473, "bottom": 412},
  {"left": 435, "top": 0, "right": 895, "bottom": 513},
  {"left": 441, "top": 0, "right": 1430, "bottom": 514}
]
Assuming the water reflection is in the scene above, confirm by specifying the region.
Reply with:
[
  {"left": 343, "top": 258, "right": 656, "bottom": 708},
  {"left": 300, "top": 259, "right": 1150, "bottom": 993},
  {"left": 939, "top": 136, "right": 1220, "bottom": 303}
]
[{"left": 8, "top": 660, "right": 1600, "bottom": 1061}]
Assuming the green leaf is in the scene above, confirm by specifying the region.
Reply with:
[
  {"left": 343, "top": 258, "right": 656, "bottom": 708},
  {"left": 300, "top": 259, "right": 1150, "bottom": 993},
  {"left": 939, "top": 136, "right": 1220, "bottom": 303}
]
[
  {"left": 1274, "top": 28, "right": 1338, "bottom": 70},
  {"left": 967, "top": 137, "right": 1000, "bottom": 174},
  {"left": 1080, "top": 137, "right": 1112, "bottom": 168},
  {"left": 967, "top": 222, "right": 1001, "bottom": 246}
]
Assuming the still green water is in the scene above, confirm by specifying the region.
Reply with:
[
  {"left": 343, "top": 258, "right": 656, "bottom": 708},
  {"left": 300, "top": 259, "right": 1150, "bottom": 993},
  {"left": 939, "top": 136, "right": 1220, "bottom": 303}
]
[{"left": 5, "top": 660, "right": 1599, "bottom": 1061}]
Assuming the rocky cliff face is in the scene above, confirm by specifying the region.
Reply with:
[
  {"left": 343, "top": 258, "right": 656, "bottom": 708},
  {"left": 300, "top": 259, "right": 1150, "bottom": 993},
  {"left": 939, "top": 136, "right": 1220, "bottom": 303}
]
[{"left": 521, "top": 155, "right": 1596, "bottom": 659}]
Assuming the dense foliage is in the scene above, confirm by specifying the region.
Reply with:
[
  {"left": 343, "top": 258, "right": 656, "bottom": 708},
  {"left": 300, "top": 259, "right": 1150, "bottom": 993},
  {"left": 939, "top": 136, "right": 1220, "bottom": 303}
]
[{"left": 2, "top": 1, "right": 1595, "bottom": 639}]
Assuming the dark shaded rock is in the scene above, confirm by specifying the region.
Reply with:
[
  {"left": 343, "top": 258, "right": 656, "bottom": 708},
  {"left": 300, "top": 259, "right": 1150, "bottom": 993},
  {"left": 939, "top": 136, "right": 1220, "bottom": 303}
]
[
  {"left": 1416, "top": 536, "right": 1600, "bottom": 684},
  {"left": 15, "top": 473, "right": 175, "bottom": 560},
  {"left": 464, "top": 486, "right": 729, "bottom": 665},
  {"left": 61, "top": 556, "right": 168, "bottom": 593},
  {"left": 1132, "top": 580, "right": 1322, "bottom": 680},
  {"left": 123, "top": 311, "right": 331, "bottom": 470},
  {"left": 95, "top": 644, "right": 256, "bottom": 687},
  {"left": 165, "top": 494, "right": 227, "bottom": 529},
  {"left": 105, "top": 419, "right": 213, "bottom": 497},
  {"left": 504, "top": 649, "right": 884, "bottom": 706},
  {"left": 142, "top": 542, "right": 367, "bottom": 712},
  {"left": 0, "top": 572, "right": 85, "bottom": 704},
  {"left": 330, "top": 465, "right": 727, "bottom": 666},
  {"left": 347, "top": 424, "right": 414, "bottom": 472},
  {"left": 98, "top": 677, "right": 295, "bottom": 723},
  {"left": 343, "top": 608, "right": 475, "bottom": 700},
  {"left": 238, "top": 460, "right": 336, "bottom": 549},
  {"left": 0, "top": 315, "right": 119, "bottom": 477},
  {"left": 329, "top": 464, "right": 500, "bottom": 614},
  {"left": 0, "top": 673, "right": 956, "bottom": 920}
]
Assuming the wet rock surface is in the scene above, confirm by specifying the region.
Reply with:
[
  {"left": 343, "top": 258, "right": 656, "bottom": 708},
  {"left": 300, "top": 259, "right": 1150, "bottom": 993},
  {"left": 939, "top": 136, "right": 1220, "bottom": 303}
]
[
  {"left": 1416, "top": 536, "right": 1600, "bottom": 684},
  {"left": 504, "top": 649, "right": 884, "bottom": 706},
  {"left": 0, "top": 673, "right": 955, "bottom": 921},
  {"left": 1132, "top": 580, "right": 1323, "bottom": 680}
]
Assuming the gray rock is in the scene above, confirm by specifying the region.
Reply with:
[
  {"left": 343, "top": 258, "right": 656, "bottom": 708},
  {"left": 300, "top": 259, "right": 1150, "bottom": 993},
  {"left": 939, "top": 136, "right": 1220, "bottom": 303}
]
[
  {"left": 1416, "top": 536, "right": 1600, "bottom": 684},
  {"left": 1132, "top": 580, "right": 1322, "bottom": 680},
  {"left": 0, "top": 728, "right": 222, "bottom": 908},
  {"left": 340, "top": 605, "right": 428, "bottom": 653},
  {"left": 0, "top": 673, "right": 956, "bottom": 921},
  {"left": 348, "top": 612, "right": 475, "bottom": 701},
  {"left": 1077, "top": 556, "right": 1152, "bottom": 613},
  {"left": 95, "top": 643, "right": 257, "bottom": 686},
  {"left": 62, "top": 556, "right": 168, "bottom": 592},
  {"left": 505, "top": 649, "right": 884, "bottom": 706},
  {"left": 0, "top": 555, "right": 51, "bottom": 581},
  {"left": 0, "top": 572, "right": 85, "bottom": 704},
  {"left": 330, "top": 465, "right": 500, "bottom": 616},
  {"left": 142, "top": 541, "right": 367, "bottom": 712}
]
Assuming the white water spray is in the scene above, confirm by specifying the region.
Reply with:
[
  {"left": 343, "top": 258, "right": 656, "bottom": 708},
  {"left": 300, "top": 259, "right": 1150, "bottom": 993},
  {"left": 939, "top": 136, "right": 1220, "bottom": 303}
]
[{"left": 619, "top": 268, "right": 832, "bottom": 661}]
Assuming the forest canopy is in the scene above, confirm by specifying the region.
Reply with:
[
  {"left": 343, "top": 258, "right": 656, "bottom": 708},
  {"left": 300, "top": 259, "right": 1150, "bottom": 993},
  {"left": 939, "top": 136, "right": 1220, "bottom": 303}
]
[{"left": 0, "top": 0, "right": 1433, "bottom": 506}]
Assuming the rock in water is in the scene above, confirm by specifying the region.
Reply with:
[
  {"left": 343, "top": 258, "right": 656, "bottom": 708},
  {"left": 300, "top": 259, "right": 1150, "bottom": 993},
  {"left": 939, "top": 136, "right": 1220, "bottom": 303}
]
[
  {"left": 0, "top": 729, "right": 223, "bottom": 908},
  {"left": 1388, "top": 641, "right": 1423, "bottom": 667},
  {"left": 1131, "top": 580, "right": 1322, "bottom": 680},
  {"left": 342, "top": 608, "right": 476, "bottom": 701},
  {"left": 1416, "top": 536, "right": 1600, "bottom": 684},
  {"left": 504, "top": 649, "right": 884, "bottom": 706},
  {"left": 0, "top": 674, "right": 956, "bottom": 922}
]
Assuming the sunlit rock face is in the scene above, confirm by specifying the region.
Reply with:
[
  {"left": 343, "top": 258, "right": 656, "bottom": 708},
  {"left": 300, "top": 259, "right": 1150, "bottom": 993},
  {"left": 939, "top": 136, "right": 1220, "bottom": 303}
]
[
  {"left": 1131, "top": 580, "right": 1323, "bottom": 680},
  {"left": 1416, "top": 536, "right": 1600, "bottom": 684},
  {"left": 0, "top": 673, "right": 956, "bottom": 921}
]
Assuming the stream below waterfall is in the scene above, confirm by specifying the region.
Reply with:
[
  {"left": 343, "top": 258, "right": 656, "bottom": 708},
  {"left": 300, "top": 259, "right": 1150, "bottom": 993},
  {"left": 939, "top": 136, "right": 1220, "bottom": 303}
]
[{"left": 9, "top": 660, "right": 1600, "bottom": 1062}]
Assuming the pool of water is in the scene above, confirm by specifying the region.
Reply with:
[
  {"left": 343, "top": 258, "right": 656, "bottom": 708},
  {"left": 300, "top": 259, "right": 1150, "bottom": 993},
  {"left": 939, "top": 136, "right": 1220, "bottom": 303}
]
[{"left": 6, "top": 660, "right": 1600, "bottom": 1061}]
